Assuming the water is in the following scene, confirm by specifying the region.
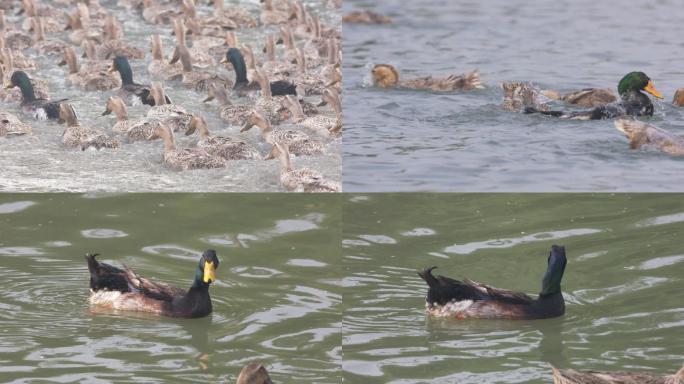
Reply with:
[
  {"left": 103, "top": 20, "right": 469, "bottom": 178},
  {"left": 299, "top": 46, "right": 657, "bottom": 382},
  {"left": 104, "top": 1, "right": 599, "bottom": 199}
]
[
  {"left": 343, "top": 0, "right": 684, "bottom": 191},
  {"left": 0, "top": 194, "right": 341, "bottom": 382},
  {"left": 342, "top": 194, "right": 684, "bottom": 383},
  {"left": 0, "top": 0, "right": 340, "bottom": 192}
]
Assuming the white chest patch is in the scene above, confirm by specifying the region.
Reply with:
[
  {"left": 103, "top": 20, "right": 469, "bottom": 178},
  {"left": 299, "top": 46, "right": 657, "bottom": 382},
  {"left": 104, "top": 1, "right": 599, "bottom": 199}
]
[
  {"left": 34, "top": 108, "right": 47, "bottom": 121},
  {"left": 131, "top": 96, "right": 143, "bottom": 106}
]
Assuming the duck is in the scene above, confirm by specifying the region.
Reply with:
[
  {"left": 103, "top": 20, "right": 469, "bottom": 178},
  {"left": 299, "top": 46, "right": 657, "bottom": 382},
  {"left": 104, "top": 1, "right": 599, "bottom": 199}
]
[
  {"left": 501, "top": 81, "right": 552, "bottom": 113},
  {"left": 141, "top": 0, "right": 182, "bottom": 25},
  {"left": 0, "top": 110, "right": 32, "bottom": 136},
  {"left": 551, "top": 365, "right": 684, "bottom": 384},
  {"left": 343, "top": 10, "right": 393, "bottom": 24},
  {"left": 0, "top": 37, "right": 36, "bottom": 70},
  {"left": 241, "top": 110, "right": 324, "bottom": 157},
  {"left": 185, "top": 115, "right": 261, "bottom": 160},
  {"left": 5, "top": 70, "right": 65, "bottom": 120},
  {"left": 260, "top": 0, "right": 292, "bottom": 26},
  {"left": 109, "top": 56, "right": 169, "bottom": 106},
  {"left": 252, "top": 69, "right": 294, "bottom": 125},
  {"left": 168, "top": 44, "right": 231, "bottom": 92},
  {"left": 0, "top": 50, "right": 43, "bottom": 102},
  {"left": 147, "top": 34, "right": 182, "bottom": 80},
  {"left": 102, "top": 96, "right": 160, "bottom": 142},
  {"left": 614, "top": 119, "right": 684, "bottom": 156},
  {"left": 0, "top": 10, "right": 33, "bottom": 50},
  {"left": 372, "top": 64, "right": 484, "bottom": 91},
  {"left": 58, "top": 103, "right": 119, "bottom": 150},
  {"left": 270, "top": 141, "right": 340, "bottom": 192},
  {"left": 525, "top": 72, "right": 664, "bottom": 120},
  {"left": 209, "top": 0, "right": 256, "bottom": 29},
  {"left": 262, "top": 33, "right": 295, "bottom": 78},
  {"left": 673, "top": 88, "right": 684, "bottom": 107},
  {"left": 292, "top": 47, "right": 327, "bottom": 95},
  {"left": 60, "top": 46, "right": 121, "bottom": 91},
  {"left": 85, "top": 250, "right": 219, "bottom": 318},
  {"left": 237, "top": 363, "right": 273, "bottom": 384},
  {"left": 19, "top": 0, "right": 66, "bottom": 33},
  {"left": 149, "top": 123, "right": 226, "bottom": 170},
  {"left": 30, "top": 17, "right": 67, "bottom": 56},
  {"left": 171, "top": 18, "right": 215, "bottom": 69},
  {"left": 203, "top": 83, "right": 253, "bottom": 125},
  {"left": 542, "top": 88, "right": 617, "bottom": 108},
  {"left": 145, "top": 81, "right": 192, "bottom": 131},
  {"left": 281, "top": 94, "right": 337, "bottom": 137},
  {"left": 418, "top": 245, "right": 567, "bottom": 320},
  {"left": 222, "top": 47, "right": 297, "bottom": 97},
  {"left": 97, "top": 14, "right": 146, "bottom": 60},
  {"left": 66, "top": 3, "right": 105, "bottom": 45}
]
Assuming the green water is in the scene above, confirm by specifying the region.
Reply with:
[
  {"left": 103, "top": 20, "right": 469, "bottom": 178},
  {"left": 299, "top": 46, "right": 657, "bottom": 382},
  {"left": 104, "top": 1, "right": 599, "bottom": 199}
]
[
  {"left": 0, "top": 194, "right": 341, "bottom": 383},
  {"left": 342, "top": 194, "right": 684, "bottom": 383}
]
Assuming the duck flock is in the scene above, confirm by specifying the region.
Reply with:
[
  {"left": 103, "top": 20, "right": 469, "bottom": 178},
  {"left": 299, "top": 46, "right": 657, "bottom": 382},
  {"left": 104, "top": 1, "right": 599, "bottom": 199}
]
[{"left": 0, "top": 0, "right": 341, "bottom": 192}]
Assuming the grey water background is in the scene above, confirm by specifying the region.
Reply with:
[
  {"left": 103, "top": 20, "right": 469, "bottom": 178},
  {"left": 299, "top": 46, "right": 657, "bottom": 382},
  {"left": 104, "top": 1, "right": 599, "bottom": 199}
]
[
  {"left": 343, "top": 0, "right": 684, "bottom": 191},
  {"left": 342, "top": 194, "right": 684, "bottom": 383},
  {"left": 0, "top": 194, "right": 341, "bottom": 382},
  {"left": 0, "top": 0, "right": 340, "bottom": 192}
]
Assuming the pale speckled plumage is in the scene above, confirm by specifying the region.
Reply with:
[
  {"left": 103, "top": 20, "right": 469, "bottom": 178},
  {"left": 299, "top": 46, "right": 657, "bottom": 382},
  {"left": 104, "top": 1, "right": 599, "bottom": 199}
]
[
  {"left": 271, "top": 141, "right": 339, "bottom": 192},
  {"left": 151, "top": 124, "right": 225, "bottom": 170},
  {"left": 551, "top": 366, "right": 684, "bottom": 384},
  {"left": 0, "top": 110, "right": 32, "bottom": 136},
  {"left": 186, "top": 115, "right": 261, "bottom": 160},
  {"left": 242, "top": 110, "right": 324, "bottom": 157},
  {"left": 614, "top": 119, "right": 684, "bottom": 156},
  {"left": 146, "top": 82, "right": 193, "bottom": 131},
  {"left": 59, "top": 104, "right": 119, "bottom": 150}
]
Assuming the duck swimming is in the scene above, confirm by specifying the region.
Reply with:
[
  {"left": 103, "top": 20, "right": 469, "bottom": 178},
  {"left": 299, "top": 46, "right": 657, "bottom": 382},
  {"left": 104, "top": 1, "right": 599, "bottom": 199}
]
[
  {"left": 372, "top": 64, "right": 483, "bottom": 91},
  {"left": 102, "top": 96, "right": 160, "bottom": 142},
  {"left": 237, "top": 363, "right": 273, "bottom": 384},
  {"left": 185, "top": 115, "right": 261, "bottom": 161},
  {"left": 150, "top": 123, "right": 226, "bottom": 170},
  {"left": 242, "top": 110, "right": 325, "bottom": 157},
  {"left": 614, "top": 119, "right": 684, "bottom": 156},
  {"left": 109, "top": 55, "right": 169, "bottom": 106},
  {"left": 551, "top": 365, "right": 684, "bottom": 384},
  {"left": 418, "top": 245, "right": 567, "bottom": 320},
  {"left": 86, "top": 250, "right": 219, "bottom": 318},
  {"left": 0, "top": 110, "right": 32, "bottom": 136},
  {"left": 59, "top": 103, "right": 119, "bottom": 150},
  {"left": 221, "top": 48, "right": 297, "bottom": 97},
  {"left": 270, "top": 141, "right": 341, "bottom": 192},
  {"left": 6, "top": 71, "right": 66, "bottom": 120},
  {"left": 526, "top": 72, "right": 663, "bottom": 120}
]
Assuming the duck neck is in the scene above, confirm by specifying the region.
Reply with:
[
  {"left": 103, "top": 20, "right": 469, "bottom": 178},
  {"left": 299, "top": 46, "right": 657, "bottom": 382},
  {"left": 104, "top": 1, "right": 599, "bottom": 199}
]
[
  {"left": 535, "top": 291, "right": 565, "bottom": 317},
  {"left": 161, "top": 128, "right": 177, "bottom": 152},
  {"left": 17, "top": 76, "right": 36, "bottom": 102},
  {"left": 231, "top": 52, "right": 249, "bottom": 85},
  {"left": 113, "top": 104, "right": 128, "bottom": 121},
  {"left": 118, "top": 63, "right": 134, "bottom": 85}
]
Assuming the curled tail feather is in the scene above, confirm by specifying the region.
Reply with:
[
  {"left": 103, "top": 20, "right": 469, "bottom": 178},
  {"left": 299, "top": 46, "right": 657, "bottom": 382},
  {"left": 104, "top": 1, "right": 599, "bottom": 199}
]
[
  {"left": 465, "top": 70, "right": 484, "bottom": 90},
  {"left": 417, "top": 266, "right": 439, "bottom": 288}
]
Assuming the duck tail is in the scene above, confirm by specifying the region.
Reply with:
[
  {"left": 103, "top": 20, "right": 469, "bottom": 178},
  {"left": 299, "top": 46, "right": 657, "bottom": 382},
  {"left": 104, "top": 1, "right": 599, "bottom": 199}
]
[
  {"left": 465, "top": 69, "right": 484, "bottom": 90},
  {"left": 417, "top": 266, "right": 439, "bottom": 288},
  {"left": 85, "top": 253, "right": 101, "bottom": 274},
  {"left": 524, "top": 107, "right": 565, "bottom": 117}
]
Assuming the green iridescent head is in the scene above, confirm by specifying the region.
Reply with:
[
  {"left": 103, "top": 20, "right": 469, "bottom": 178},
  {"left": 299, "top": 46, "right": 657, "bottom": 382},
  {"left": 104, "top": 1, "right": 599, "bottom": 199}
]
[{"left": 617, "top": 72, "right": 663, "bottom": 99}]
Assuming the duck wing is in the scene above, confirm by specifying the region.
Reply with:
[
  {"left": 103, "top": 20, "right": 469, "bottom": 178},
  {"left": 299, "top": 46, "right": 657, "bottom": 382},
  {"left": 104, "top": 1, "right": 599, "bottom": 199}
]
[
  {"left": 85, "top": 253, "right": 131, "bottom": 293},
  {"left": 418, "top": 266, "right": 534, "bottom": 306},
  {"left": 270, "top": 80, "right": 297, "bottom": 96},
  {"left": 122, "top": 266, "right": 186, "bottom": 302}
]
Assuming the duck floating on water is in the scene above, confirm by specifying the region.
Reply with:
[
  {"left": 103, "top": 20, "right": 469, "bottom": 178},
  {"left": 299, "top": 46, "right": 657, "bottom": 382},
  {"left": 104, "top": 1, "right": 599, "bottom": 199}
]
[
  {"left": 614, "top": 119, "right": 684, "bottom": 156},
  {"left": 59, "top": 103, "right": 119, "bottom": 150},
  {"left": 237, "top": 363, "right": 273, "bottom": 384},
  {"left": 372, "top": 64, "right": 483, "bottom": 91},
  {"left": 270, "top": 141, "right": 340, "bottom": 192},
  {"left": 109, "top": 56, "right": 169, "bottom": 106},
  {"left": 150, "top": 123, "right": 225, "bottom": 170},
  {"left": 222, "top": 47, "right": 297, "bottom": 97},
  {"left": 242, "top": 110, "right": 324, "bottom": 157},
  {"left": 186, "top": 115, "right": 261, "bottom": 161},
  {"left": 6, "top": 70, "right": 65, "bottom": 120},
  {"left": 525, "top": 72, "right": 663, "bottom": 120},
  {"left": 418, "top": 245, "right": 567, "bottom": 320},
  {"left": 86, "top": 250, "right": 219, "bottom": 318},
  {"left": 0, "top": 110, "right": 32, "bottom": 136}
]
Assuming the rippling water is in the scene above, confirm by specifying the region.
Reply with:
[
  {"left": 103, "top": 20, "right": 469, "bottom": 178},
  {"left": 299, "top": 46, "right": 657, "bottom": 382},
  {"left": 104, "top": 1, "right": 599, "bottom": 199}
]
[
  {"left": 0, "top": 194, "right": 341, "bottom": 382},
  {"left": 343, "top": 0, "right": 684, "bottom": 191},
  {"left": 342, "top": 194, "right": 684, "bottom": 383},
  {"left": 0, "top": 0, "right": 340, "bottom": 192}
]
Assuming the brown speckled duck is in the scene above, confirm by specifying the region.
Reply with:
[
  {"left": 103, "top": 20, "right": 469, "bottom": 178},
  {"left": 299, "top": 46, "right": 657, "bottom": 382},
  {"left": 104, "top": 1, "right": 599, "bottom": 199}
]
[
  {"left": 270, "top": 141, "right": 340, "bottom": 192},
  {"left": 150, "top": 123, "right": 225, "bottom": 170},
  {"left": 551, "top": 365, "right": 684, "bottom": 384},
  {"left": 58, "top": 103, "right": 119, "bottom": 150},
  {"left": 237, "top": 363, "right": 273, "bottom": 384},
  {"left": 241, "top": 110, "right": 324, "bottom": 157},
  {"left": 614, "top": 119, "right": 684, "bottom": 156},
  {"left": 185, "top": 115, "right": 261, "bottom": 160},
  {"left": 372, "top": 64, "right": 483, "bottom": 91},
  {"left": 102, "top": 96, "right": 160, "bottom": 142}
]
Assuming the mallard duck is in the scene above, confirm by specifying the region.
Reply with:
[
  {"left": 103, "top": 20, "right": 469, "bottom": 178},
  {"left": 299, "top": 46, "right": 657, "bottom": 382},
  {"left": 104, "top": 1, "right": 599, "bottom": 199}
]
[
  {"left": 85, "top": 250, "right": 219, "bottom": 318},
  {"left": 210, "top": 0, "right": 256, "bottom": 28},
  {"left": 66, "top": 3, "right": 105, "bottom": 45},
  {"left": 30, "top": 17, "right": 66, "bottom": 56},
  {"left": 5, "top": 71, "right": 65, "bottom": 120},
  {"left": 149, "top": 123, "right": 226, "bottom": 170},
  {"left": 109, "top": 56, "right": 169, "bottom": 106},
  {"left": 183, "top": 16, "right": 226, "bottom": 50},
  {"left": 526, "top": 72, "right": 664, "bottom": 120},
  {"left": 418, "top": 245, "right": 567, "bottom": 320},
  {"left": 260, "top": 0, "right": 291, "bottom": 26},
  {"left": 614, "top": 119, "right": 684, "bottom": 156},
  {"left": 60, "top": 46, "right": 120, "bottom": 91},
  {"left": 551, "top": 365, "right": 684, "bottom": 384},
  {"left": 372, "top": 64, "right": 483, "bottom": 91},
  {"left": 203, "top": 83, "right": 253, "bottom": 125},
  {"left": 186, "top": 115, "right": 261, "bottom": 160},
  {"left": 542, "top": 88, "right": 617, "bottom": 108},
  {"left": 20, "top": 0, "right": 66, "bottom": 32},
  {"left": 145, "top": 81, "right": 192, "bottom": 131},
  {"left": 0, "top": 36, "right": 36, "bottom": 70},
  {"left": 0, "top": 50, "right": 44, "bottom": 101},
  {"left": 242, "top": 110, "right": 324, "bottom": 156},
  {"left": 237, "top": 363, "right": 273, "bottom": 384},
  {"left": 0, "top": 110, "right": 32, "bottom": 136},
  {"left": 97, "top": 14, "right": 145, "bottom": 60},
  {"left": 169, "top": 44, "right": 231, "bottom": 92},
  {"left": 281, "top": 95, "right": 337, "bottom": 137},
  {"left": 502, "top": 81, "right": 552, "bottom": 112},
  {"left": 0, "top": 10, "right": 32, "bottom": 50},
  {"left": 292, "top": 48, "right": 327, "bottom": 95},
  {"left": 207, "top": 30, "right": 239, "bottom": 57},
  {"left": 221, "top": 47, "right": 297, "bottom": 97},
  {"left": 270, "top": 141, "right": 340, "bottom": 192},
  {"left": 102, "top": 96, "right": 160, "bottom": 142},
  {"left": 141, "top": 0, "right": 182, "bottom": 25},
  {"left": 262, "top": 34, "right": 295, "bottom": 78},
  {"left": 148, "top": 34, "right": 182, "bottom": 79},
  {"left": 251, "top": 69, "right": 293, "bottom": 124},
  {"left": 673, "top": 88, "right": 684, "bottom": 107},
  {"left": 171, "top": 19, "right": 215, "bottom": 69},
  {"left": 58, "top": 103, "right": 119, "bottom": 150},
  {"left": 343, "top": 10, "right": 393, "bottom": 24}
]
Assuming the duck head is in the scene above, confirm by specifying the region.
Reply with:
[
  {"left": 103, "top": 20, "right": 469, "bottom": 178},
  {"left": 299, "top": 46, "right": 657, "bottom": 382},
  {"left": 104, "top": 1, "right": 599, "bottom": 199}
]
[
  {"left": 539, "top": 245, "right": 567, "bottom": 297},
  {"left": 7, "top": 71, "right": 36, "bottom": 101},
  {"left": 237, "top": 363, "right": 273, "bottom": 384},
  {"left": 195, "top": 249, "right": 219, "bottom": 285},
  {"left": 372, "top": 64, "right": 399, "bottom": 88},
  {"left": 618, "top": 72, "right": 663, "bottom": 99},
  {"left": 221, "top": 48, "right": 248, "bottom": 85},
  {"left": 185, "top": 115, "right": 210, "bottom": 138}
]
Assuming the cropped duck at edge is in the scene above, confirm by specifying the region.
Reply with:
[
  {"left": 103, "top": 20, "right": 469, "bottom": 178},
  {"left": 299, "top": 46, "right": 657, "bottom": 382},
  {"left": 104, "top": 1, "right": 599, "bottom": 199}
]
[
  {"left": 418, "top": 245, "right": 567, "bottom": 320},
  {"left": 86, "top": 250, "right": 219, "bottom": 318}
]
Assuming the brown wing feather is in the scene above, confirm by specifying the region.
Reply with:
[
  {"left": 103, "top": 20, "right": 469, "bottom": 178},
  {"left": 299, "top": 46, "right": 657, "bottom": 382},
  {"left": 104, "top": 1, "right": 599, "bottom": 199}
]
[{"left": 123, "top": 266, "right": 186, "bottom": 302}]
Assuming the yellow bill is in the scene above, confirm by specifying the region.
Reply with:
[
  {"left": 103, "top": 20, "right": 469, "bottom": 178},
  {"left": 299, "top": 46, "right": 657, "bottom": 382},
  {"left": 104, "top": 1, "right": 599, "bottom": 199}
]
[
  {"left": 644, "top": 80, "right": 663, "bottom": 99},
  {"left": 203, "top": 261, "right": 216, "bottom": 283}
]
